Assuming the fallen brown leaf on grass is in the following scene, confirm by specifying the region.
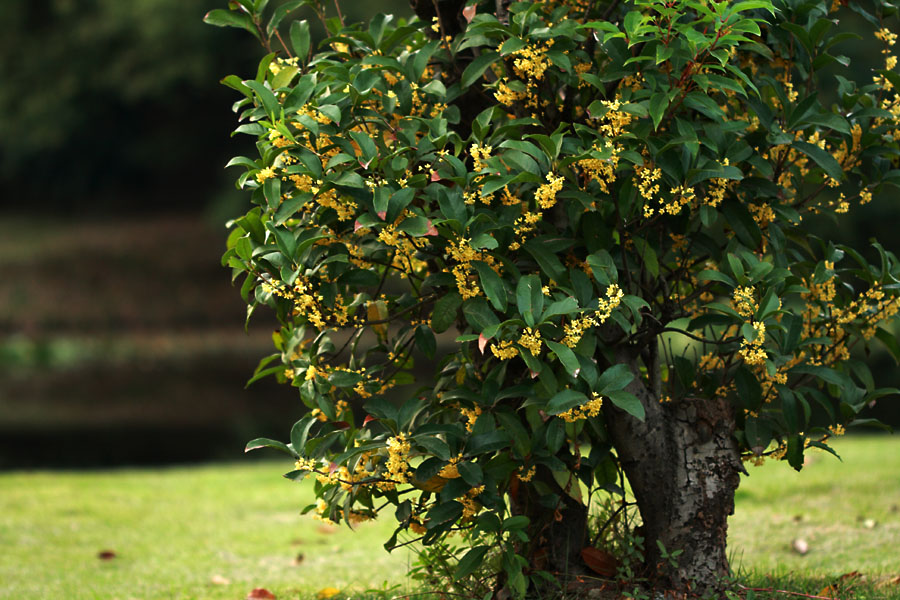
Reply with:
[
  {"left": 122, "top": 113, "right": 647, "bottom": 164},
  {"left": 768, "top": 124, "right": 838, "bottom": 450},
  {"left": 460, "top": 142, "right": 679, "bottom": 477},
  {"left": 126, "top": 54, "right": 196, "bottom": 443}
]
[
  {"left": 97, "top": 550, "right": 117, "bottom": 560},
  {"left": 580, "top": 547, "right": 618, "bottom": 577},
  {"left": 246, "top": 588, "right": 276, "bottom": 599},
  {"left": 317, "top": 587, "right": 341, "bottom": 599},
  {"left": 210, "top": 575, "right": 230, "bottom": 585},
  {"left": 292, "top": 553, "right": 305, "bottom": 565},
  {"left": 316, "top": 524, "right": 337, "bottom": 535}
]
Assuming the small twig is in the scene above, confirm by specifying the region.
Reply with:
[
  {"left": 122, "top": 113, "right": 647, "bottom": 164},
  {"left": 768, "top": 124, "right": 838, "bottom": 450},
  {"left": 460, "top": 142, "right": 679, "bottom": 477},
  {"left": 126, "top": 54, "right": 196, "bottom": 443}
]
[{"left": 333, "top": 0, "right": 345, "bottom": 27}]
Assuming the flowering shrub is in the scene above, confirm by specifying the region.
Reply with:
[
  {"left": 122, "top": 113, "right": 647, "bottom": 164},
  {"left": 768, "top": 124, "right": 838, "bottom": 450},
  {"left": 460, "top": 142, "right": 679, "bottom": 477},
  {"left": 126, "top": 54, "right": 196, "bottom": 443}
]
[{"left": 210, "top": 0, "right": 900, "bottom": 594}]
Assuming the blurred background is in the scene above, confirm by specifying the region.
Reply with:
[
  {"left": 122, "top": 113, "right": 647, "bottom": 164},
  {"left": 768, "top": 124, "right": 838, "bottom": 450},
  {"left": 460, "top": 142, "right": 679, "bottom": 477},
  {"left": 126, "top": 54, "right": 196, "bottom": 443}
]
[{"left": 0, "top": 0, "right": 896, "bottom": 469}]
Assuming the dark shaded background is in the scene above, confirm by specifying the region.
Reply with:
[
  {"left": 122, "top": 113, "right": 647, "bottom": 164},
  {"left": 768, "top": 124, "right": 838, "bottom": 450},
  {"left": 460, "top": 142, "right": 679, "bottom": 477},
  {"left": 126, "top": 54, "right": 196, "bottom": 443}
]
[{"left": 0, "top": 0, "right": 896, "bottom": 468}]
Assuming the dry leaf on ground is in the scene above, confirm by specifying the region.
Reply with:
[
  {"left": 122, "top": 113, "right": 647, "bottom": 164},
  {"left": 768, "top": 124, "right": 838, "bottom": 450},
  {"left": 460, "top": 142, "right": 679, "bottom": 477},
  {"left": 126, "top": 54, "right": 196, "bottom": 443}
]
[
  {"left": 246, "top": 588, "right": 276, "bottom": 599},
  {"left": 317, "top": 586, "right": 341, "bottom": 599},
  {"left": 581, "top": 547, "right": 618, "bottom": 577}
]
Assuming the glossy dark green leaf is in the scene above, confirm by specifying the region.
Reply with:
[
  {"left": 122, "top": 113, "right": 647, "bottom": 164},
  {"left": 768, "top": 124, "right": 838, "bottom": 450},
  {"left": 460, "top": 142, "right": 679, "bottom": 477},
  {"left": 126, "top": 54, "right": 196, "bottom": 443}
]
[{"left": 472, "top": 261, "right": 507, "bottom": 311}]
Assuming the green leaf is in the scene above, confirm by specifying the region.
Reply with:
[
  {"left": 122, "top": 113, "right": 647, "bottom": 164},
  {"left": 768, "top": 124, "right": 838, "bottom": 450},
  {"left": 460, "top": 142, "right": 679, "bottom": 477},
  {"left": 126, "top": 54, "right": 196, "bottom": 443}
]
[
  {"left": 632, "top": 237, "right": 659, "bottom": 279},
  {"left": 466, "top": 431, "right": 510, "bottom": 455},
  {"left": 244, "top": 79, "right": 280, "bottom": 118},
  {"left": 204, "top": 8, "right": 260, "bottom": 40},
  {"left": 597, "top": 364, "right": 634, "bottom": 394},
  {"left": 649, "top": 91, "right": 668, "bottom": 130},
  {"left": 516, "top": 275, "right": 544, "bottom": 327},
  {"left": 546, "top": 340, "right": 581, "bottom": 377},
  {"left": 431, "top": 292, "right": 463, "bottom": 333},
  {"left": 547, "top": 389, "right": 588, "bottom": 415},
  {"left": 472, "top": 261, "right": 507, "bottom": 311},
  {"left": 268, "top": 1, "right": 304, "bottom": 37},
  {"left": 461, "top": 51, "right": 500, "bottom": 88},
  {"left": 290, "top": 415, "right": 317, "bottom": 454},
  {"left": 426, "top": 501, "right": 463, "bottom": 527},
  {"left": 455, "top": 546, "right": 490, "bottom": 580},
  {"left": 524, "top": 240, "right": 567, "bottom": 282},
  {"left": 607, "top": 390, "right": 644, "bottom": 421},
  {"left": 462, "top": 297, "right": 500, "bottom": 332},
  {"left": 541, "top": 296, "right": 579, "bottom": 321},
  {"left": 586, "top": 250, "right": 617, "bottom": 285},
  {"left": 245, "top": 437, "right": 297, "bottom": 457},
  {"left": 792, "top": 140, "right": 844, "bottom": 181}
]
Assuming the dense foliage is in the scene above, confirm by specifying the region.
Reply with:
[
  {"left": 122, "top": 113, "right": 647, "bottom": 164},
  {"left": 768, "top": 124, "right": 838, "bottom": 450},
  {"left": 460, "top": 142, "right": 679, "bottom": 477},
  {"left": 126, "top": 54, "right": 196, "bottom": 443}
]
[{"left": 214, "top": 0, "right": 900, "bottom": 594}]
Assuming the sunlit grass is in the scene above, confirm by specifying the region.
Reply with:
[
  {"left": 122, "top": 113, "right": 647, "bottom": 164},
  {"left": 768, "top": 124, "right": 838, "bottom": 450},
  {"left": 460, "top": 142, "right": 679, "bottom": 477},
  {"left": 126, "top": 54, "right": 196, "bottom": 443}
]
[
  {"left": 0, "top": 462, "right": 412, "bottom": 599},
  {"left": 729, "top": 435, "right": 900, "bottom": 575},
  {"left": 1, "top": 436, "right": 898, "bottom": 599}
]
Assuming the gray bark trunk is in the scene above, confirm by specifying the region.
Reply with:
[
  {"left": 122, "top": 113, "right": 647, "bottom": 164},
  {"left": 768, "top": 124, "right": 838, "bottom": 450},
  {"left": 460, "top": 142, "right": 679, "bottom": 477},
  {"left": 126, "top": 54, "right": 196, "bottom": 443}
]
[{"left": 604, "top": 349, "right": 742, "bottom": 594}]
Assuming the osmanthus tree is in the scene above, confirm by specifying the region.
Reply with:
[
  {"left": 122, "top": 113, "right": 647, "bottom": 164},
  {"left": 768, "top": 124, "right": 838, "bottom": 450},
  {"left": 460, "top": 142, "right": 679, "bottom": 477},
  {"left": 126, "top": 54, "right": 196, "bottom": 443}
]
[{"left": 209, "top": 0, "right": 900, "bottom": 595}]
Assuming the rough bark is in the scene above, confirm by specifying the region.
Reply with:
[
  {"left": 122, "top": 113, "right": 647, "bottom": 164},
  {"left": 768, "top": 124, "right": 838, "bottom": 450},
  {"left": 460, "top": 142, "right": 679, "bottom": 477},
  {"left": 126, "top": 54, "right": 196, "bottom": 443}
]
[{"left": 604, "top": 347, "right": 743, "bottom": 594}]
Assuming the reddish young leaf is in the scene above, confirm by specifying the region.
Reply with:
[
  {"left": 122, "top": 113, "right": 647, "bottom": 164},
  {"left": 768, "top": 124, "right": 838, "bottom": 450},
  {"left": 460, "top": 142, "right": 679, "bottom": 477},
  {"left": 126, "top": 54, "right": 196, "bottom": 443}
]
[{"left": 462, "top": 5, "right": 476, "bottom": 22}]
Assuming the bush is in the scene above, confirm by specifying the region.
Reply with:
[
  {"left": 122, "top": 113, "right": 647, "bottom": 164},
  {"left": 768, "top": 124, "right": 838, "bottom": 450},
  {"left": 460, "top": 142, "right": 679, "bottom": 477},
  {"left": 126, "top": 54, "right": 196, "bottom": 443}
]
[{"left": 213, "top": 0, "right": 900, "bottom": 595}]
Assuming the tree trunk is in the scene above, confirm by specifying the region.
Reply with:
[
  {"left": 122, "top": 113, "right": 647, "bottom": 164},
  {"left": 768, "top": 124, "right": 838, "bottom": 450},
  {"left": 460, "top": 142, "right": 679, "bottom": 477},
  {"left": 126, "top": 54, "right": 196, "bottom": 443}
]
[{"left": 604, "top": 349, "right": 743, "bottom": 595}]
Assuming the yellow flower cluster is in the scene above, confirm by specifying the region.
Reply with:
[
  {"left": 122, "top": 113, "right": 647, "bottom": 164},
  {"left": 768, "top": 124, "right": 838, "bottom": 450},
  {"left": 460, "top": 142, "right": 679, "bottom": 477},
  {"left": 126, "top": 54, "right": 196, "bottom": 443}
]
[
  {"left": 448, "top": 238, "right": 500, "bottom": 300},
  {"left": 577, "top": 141, "right": 620, "bottom": 194},
  {"left": 490, "top": 339, "right": 519, "bottom": 360},
  {"left": 494, "top": 79, "right": 527, "bottom": 106},
  {"left": 261, "top": 277, "right": 327, "bottom": 329},
  {"left": 460, "top": 405, "right": 482, "bottom": 432},
  {"left": 518, "top": 327, "right": 542, "bottom": 356},
  {"left": 698, "top": 352, "right": 726, "bottom": 372},
  {"left": 256, "top": 166, "right": 276, "bottom": 183},
  {"left": 560, "top": 284, "right": 624, "bottom": 348},
  {"left": 875, "top": 27, "right": 898, "bottom": 48},
  {"left": 644, "top": 184, "right": 696, "bottom": 217},
  {"left": 706, "top": 160, "right": 732, "bottom": 207},
  {"left": 317, "top": 188, "right": 357, "bottom": 221},
  {"left": 379, "top": 434, "right": 412, "bottom": 490},
  {"left": 874, "top": 28, "right": 898, "bottom": 90},
  {"left": 739, "top": 321, "right": 767, "bottom": 365},
  {"left": 636, "top": 165, "right": 662, "bottom": 215},
  {"left": 268, "top": 55, "right": 300, "bottom": 76},
  {"left": 558, "top": 392, "right": 604, "bottom": 423},
  {"left": 517, "top": 465, "right": 536, "bottom": 482},
  {"left": 596, "top": 283, "right": 625, "bottom": 323},
  {"left": 512, "top": 42, "right": 552, "bottom": 81},
  {"left": 749, "top": 202, "right": 776, "bottom": 227},
  {"left": 535, "top": 172, "right": 565, "bottom": 209},
  {"left": 438, "top": 454, "right": 463, "bottom": 479},
  {"left": 470, "top": 143, "right": 493, "bottom": 171},
  {"left": 460, "top": 486, "right": 485, "bottom": 519},
  {"left": 733, "top": 286, "right": 757, "bottom": 318},
  {"left": 510, "top": 210, "right": 542, "bottom": 251},
  {"left": 596, "top": 99, "right": 633, "bottom": 138}
]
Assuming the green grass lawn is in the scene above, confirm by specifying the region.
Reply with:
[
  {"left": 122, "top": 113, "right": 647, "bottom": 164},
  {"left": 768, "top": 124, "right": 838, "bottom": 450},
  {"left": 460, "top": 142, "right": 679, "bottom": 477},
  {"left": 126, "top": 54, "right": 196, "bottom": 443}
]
[{"left": 1, "top": 436, "right": 898, "bottom": 599}]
